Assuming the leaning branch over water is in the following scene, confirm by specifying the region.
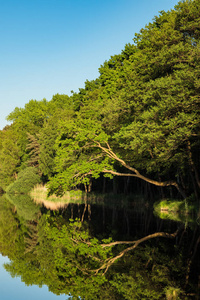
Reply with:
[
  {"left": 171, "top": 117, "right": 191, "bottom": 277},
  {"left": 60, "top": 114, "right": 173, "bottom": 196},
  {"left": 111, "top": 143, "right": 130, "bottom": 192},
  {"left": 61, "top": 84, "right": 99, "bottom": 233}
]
[{"left": 92, "top": 140, "right": 186, "bottom": 198}]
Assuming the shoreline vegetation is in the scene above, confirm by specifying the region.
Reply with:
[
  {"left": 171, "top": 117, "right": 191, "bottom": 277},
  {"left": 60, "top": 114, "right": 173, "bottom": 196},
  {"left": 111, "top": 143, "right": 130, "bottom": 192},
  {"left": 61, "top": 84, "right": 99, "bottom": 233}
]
[
  {"left": 30, "top": 184, "right": 86, "bottom": 210},
  {"left": 30, "top": 184, "right": 147, "bottom": 209},
  {"left": 30, "top": 185, "right": 200, "bottom": 224},
  {"left": 154, "top": 198, "right": 200, "bottom": 223}
]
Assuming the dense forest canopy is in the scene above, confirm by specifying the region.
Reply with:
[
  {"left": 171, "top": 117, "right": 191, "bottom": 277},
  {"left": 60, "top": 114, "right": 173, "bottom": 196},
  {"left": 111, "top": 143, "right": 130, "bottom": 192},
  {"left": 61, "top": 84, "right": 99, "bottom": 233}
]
[{"left": 1, "top": 0, "right": 200, "bottom": 199}]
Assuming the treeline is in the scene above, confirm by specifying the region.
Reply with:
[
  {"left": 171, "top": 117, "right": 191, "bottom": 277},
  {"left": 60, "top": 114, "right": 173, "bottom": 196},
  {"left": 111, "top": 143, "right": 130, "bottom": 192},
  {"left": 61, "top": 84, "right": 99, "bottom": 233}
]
[{"left": 0, "top": 0, "right": 200, "bottom": 199}]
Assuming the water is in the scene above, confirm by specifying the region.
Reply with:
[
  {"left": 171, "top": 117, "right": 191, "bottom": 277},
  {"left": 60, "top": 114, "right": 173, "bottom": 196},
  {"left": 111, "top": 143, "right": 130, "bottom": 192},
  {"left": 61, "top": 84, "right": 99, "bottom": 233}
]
[
  {"left": 0, "top": 194, "right": 199, "bottom": 299},
  {"left": 0, "top": 254, "right": 68, "bottom": 300}
]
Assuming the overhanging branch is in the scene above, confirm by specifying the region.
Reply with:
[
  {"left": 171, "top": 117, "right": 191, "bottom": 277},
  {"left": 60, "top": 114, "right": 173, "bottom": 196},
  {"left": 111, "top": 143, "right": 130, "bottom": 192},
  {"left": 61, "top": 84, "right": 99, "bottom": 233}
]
[{"left": 90, "top": 139, "right": 186, "bottom": 198}]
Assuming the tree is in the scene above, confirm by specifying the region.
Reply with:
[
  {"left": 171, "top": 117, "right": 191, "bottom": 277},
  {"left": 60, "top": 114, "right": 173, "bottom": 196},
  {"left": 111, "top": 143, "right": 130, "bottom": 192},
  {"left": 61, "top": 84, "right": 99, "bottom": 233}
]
[
  {"left": 26, "top": 133, "right": 41, "bottom": 168},
  {"left": 1, "top": 1, "right": 200, "bottom": 198},
  {"left": 48, "top": 0, "right": 200, "bottom": 198},
  {"left": 6, "top": 167, "right": 41, "bottom": 194},
  {"left": 0, "top": 125, "right": 21, "bottom": 189},
  {"left": 39, "top": 95, "right": 76, "bottom": 180},
  {"left": 2, "top": 95, "right": 78, "bottom": 187}
]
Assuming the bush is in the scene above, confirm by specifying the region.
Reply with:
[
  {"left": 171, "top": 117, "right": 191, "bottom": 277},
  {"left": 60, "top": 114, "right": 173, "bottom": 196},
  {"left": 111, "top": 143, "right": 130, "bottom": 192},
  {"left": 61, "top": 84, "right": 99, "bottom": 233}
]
[
  {"left": 0, "top": 186, "right": 4, "bottom": 194},
  {"left": 6, "top": 167, "right": 41, "bottom": 194}
]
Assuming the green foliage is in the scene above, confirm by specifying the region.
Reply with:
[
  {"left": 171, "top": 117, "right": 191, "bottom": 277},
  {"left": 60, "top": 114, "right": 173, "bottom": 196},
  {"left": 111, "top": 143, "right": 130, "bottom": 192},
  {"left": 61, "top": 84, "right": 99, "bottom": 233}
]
[
  {"left": 1, "top": 0, "right": 200, "bottom": 198},
  {"left": 0, "top": 195, "right": 26, "bottom": 259},
  {"left": 7, "top": 99, "right": 49, "bottom": 129},
  {"left": 6, "top": 194, "right": 40, "bottom": 221},
  {"left": 38, "top": 100, "right": 75, "bottom": 179},
  {"left": 0, "top": 126, "right": 21, "bottom": 189},
  {"left": 109, "top": 243, "right": 186, "bottom": 300},
  {"left": 1, "top": 2, "right": 200, "bottom": 290},
  {"left": 47, "top": 0, "right": 200, "bottom": 196},
  {"left": 165, "top": 286, "right": 182, "bottom": 300},
  {"left": 153, "top": 198, "right": 198, "bottom": 223},
  {"left": 47, "top": 117, "right": 114, "bottom": 194},
  {"left": 26, "top": 133, "right": 40, "bottom": 168},
  {"left": 0, "top": 203, "right": 192, "bottom": 300},
  {"left": 44, "top": 216, "right": 113, "bottom": 272},
  {"left": 154, "top": 199, "right": 196, "bottom": 213},
  {"left": 6, "top": 167, "right": 41, "bottom": 194}
]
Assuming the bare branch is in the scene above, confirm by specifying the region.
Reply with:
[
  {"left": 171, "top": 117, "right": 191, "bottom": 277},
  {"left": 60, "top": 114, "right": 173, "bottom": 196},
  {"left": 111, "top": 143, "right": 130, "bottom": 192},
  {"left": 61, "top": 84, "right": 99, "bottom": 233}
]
[{"left": 102, "top": 169, "right": 179, "bottom": 188}]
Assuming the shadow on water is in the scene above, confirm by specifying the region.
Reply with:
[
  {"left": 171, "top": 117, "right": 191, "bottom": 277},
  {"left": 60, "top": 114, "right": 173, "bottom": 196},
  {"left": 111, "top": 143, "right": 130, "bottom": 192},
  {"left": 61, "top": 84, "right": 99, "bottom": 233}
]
[{"left": 0, "top": 193, "right": 199, "bottom": 299}]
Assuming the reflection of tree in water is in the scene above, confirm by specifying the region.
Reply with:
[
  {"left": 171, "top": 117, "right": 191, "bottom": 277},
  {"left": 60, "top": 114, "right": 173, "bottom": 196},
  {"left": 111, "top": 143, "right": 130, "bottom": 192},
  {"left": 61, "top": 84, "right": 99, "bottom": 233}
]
[
  {"left": 0, "top": 196, "right": 26, "bottom": 258},
  {"left": 24, "top": 221, "right": 39, "bottom": 254},
  {"left": 0, "top": 195, "right": 199, "bottom": 299},
  {"left": 6, "top": 194, "right": 41, "bottom": 221}
]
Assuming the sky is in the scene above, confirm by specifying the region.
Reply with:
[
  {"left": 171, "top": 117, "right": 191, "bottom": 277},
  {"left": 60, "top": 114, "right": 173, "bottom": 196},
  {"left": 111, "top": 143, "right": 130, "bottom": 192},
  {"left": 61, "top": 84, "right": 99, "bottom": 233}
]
[{"left": 0, "top": 0, "right": 179, "bottom": 130}]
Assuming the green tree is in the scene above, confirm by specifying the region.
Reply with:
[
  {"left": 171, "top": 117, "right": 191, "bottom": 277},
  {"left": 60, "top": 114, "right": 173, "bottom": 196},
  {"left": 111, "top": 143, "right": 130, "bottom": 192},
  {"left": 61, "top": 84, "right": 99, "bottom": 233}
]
[
  {"left": 0, "top": 195, "right": 26, "bottom": 259},
  {"left": 39, "top": 95, "right": 76, "bottom": 180},
  {"left": 6, "top": 98, "right": 53, "bottom": 173},
  {"left": 48, "top": 0, "right": 200, "bottom": 198},
  {"left": 0, "top": 125, "right": 21, "bottom": 189},
  {"left": 26, "top": 133, "right": 41, "bottom": 168},
  {"left": 6, "top": 167, "right": 41, "bottom": 194}
]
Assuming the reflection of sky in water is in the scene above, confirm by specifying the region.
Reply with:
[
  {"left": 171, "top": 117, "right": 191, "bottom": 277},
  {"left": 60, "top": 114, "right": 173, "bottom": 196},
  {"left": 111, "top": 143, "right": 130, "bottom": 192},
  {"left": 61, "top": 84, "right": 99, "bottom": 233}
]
[{"left": 0, "top": 254, "right": 68, "bottom": 300}]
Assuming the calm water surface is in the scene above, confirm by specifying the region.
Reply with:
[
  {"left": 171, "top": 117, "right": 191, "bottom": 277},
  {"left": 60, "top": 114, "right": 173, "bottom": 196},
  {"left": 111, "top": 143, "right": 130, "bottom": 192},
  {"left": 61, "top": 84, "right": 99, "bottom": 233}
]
[
  {"left": 0, "top": 194, "right": 199, "bottom": 299},
  {"left": 0, "top": 254, "right": 68, "bottom": 300}
]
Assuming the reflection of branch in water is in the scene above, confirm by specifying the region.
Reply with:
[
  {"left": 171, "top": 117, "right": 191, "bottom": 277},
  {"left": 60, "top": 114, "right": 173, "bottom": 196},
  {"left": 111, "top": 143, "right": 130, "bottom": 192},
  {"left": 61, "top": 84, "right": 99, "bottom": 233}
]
[
  {"left": 81, "top": 197, "right": 91, "bottom": 222},
  {"left": 185, "top": 234, "right": 200, "bottom": 286},
  {"left": 93, "top": 226, "right": 184, "bottom": 275},
  {"left": 81, "top": 201, "right": 87, "bottom": 223},
  {"left": 77, "top": 203, "right": 81, "bottom": 219},
  {"left": 178, "top": 227, "right": 187, "bottom": 247},
  {"left": 71, "top": 204, "right": 74, "bottom": 219},
  {"left": 88, "top": 204, "right": 91, "bottom": 221},
  {"left": 24, "top": 221, "right": 38, "bottom": 254}
]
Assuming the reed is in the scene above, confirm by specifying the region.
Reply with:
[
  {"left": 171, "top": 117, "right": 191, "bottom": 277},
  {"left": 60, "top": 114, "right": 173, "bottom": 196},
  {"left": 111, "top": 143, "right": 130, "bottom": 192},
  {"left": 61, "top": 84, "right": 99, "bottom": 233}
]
[{"left": 30, "top": 184, "right": 84, "bottom": 203}]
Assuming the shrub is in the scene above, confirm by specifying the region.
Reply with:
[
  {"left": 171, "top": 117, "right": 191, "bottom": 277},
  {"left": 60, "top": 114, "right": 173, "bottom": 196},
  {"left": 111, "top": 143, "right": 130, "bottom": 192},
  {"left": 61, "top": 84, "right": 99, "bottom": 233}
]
[
  {"left": 6, "top": 167, "right": 41, "bottom": 194},
  {"left": 0, "top": 186, "right": 4, "bottom": 194}
]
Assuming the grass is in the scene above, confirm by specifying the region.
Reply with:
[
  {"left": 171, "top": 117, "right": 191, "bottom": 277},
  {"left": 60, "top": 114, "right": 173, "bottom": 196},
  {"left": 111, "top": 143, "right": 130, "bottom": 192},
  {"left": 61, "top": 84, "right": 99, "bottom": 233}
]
[
  {"left": 154, "top": 199, "right": 196, "bottom": 213},
  {"left": 30, "top": 184, "right": 85, "bottom": 202}
]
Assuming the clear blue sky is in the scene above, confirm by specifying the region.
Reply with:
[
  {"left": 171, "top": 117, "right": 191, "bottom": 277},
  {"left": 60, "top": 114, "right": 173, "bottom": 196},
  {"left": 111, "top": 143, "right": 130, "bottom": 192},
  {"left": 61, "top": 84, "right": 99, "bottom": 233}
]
[{"left": 1, "top": 0, "right": 179, "bottom": 130}]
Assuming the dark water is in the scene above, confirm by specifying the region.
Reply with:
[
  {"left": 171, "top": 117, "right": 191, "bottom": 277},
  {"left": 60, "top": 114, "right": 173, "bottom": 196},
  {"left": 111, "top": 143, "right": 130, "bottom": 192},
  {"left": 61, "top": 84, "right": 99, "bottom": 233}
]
[{"left": 0, "top": 194, "right": 199, "bottom": 299}]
